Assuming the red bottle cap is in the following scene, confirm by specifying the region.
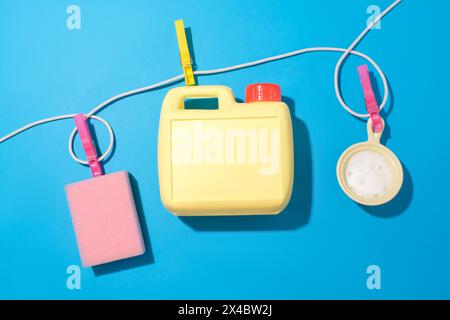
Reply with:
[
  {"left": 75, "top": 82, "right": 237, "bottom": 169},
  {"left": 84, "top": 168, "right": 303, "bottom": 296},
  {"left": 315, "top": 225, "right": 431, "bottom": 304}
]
[{"left": 245, "top": 83, "right": 281, "bottom": 103}]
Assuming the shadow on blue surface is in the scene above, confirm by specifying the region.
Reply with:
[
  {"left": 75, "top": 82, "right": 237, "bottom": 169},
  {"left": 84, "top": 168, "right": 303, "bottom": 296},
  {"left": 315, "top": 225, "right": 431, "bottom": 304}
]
[
  {"left": 370, "top": 71, "right": 394, "bottom": 117},
  {"left": 180, "top": 96, "right": 312, "bottom": 231},
  {"left": 184, "top": 97, "right": 219, "bottom": 109},
  {"left": 92, "top": 174, "right": 155, "bottom": 276},
  {"left": 185, "top": 27, "right": 199, "bottom": 84},
  {"left": 370, "top": 71, "right": 395, "bottom": 145},
  {"left": 84, "top": 119, "right": 116, "bottom": 167}
]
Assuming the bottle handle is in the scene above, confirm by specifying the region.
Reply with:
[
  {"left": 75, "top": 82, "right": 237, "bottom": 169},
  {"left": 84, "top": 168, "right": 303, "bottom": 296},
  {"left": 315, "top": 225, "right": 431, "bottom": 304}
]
[{"left": 163, "top": 85, "right": 237, "bottom": 111}]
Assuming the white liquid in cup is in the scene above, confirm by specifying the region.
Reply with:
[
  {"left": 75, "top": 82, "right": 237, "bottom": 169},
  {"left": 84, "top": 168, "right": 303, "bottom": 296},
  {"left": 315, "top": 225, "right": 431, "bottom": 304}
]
[{"left": 345, "top": 150, "right": 394, "bottom": 199}]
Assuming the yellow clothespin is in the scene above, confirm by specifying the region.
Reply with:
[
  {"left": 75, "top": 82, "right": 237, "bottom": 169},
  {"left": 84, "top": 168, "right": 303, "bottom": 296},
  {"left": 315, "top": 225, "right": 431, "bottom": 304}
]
[{"left": 174, "top": 19, "right": 196, "bottom": 86}]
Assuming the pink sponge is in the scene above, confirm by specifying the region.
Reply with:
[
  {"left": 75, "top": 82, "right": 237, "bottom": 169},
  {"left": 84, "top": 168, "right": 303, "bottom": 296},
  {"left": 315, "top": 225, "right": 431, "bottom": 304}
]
[{"left": 65, "top": 171, "right": 145, "bottom": 267}]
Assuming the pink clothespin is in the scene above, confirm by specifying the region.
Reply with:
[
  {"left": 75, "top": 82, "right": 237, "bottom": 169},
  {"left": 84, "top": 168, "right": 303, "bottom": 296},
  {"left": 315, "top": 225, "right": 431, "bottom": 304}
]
[
  {"left": 74, "top": 114, "right": 103, "bottom": 177},
  {"left": 357, "top": 65, "right": 383, "bottom": 133}
]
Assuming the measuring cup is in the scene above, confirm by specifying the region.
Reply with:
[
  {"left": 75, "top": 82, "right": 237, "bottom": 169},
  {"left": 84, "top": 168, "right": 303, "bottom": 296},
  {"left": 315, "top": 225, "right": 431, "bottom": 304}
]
[{"left": 336, "top": 118, "right": 403, "bottom": 206}]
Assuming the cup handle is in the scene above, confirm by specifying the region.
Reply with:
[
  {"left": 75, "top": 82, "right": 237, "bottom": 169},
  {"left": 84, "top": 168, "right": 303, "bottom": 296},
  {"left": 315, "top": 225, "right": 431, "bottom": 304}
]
[{"left": 367, "top": 117, "right": 385, "bottom": 144}]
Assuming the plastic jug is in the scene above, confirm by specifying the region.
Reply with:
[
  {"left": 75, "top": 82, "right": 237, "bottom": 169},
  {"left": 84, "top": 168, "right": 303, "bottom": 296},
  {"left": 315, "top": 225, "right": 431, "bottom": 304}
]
[{"left": 158, "top": 84, "right": 294, "bottom": 216}]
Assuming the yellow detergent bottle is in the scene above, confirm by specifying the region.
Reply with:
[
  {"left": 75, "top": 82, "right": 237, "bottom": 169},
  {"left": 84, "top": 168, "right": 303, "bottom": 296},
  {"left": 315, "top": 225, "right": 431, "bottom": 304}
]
[{"left": 158, "top": 84, "right": 294, "bottom": 216}]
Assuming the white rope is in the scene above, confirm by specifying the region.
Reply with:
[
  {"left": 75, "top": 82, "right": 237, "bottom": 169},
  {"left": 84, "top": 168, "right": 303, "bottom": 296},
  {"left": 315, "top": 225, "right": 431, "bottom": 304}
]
[
  {"left": 0, "top": 0, "right": 403, "bottom": 165},
  {"left": 68, "top": 115, "right": 115, "bottom": 164}
]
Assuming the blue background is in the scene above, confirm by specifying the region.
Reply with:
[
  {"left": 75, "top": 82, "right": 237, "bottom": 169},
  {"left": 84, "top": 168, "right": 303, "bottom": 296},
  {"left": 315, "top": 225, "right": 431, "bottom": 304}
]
[{"left": 0, "top": 0, "right": 449, "bottom": 299}]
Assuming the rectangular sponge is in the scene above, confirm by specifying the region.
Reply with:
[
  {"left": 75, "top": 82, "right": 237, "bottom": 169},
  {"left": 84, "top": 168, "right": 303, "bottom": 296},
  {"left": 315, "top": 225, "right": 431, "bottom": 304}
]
[{"left": 65, "top": 171, "right": 145, "bottom": 267}]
